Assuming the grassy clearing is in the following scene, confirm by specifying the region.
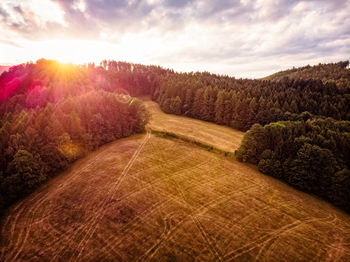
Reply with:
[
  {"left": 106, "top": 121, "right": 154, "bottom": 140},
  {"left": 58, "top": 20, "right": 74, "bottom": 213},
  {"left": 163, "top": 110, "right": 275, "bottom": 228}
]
[
  {"left": 1, "top": 133, "right": 350, "bottom": 261},
  {"left": 143, "top": 99, "right": 244, "bottom": 153}
]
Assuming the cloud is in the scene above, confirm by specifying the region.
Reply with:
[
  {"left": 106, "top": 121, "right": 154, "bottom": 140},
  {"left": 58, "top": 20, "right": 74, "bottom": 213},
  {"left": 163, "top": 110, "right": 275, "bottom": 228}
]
[
  {"left": 0, "top": 0, "right": 349, "bottom": 77},
  {"left": 0, "top": 4, "right": 10, "bottom": 21},
  {"left": 0, "top": 1, "right": 66, "bottom": 40}
]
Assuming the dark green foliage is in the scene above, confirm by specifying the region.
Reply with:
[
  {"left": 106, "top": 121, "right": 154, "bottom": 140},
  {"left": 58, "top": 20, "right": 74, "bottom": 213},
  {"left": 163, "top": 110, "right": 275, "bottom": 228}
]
[
  {"left": 258, "top": 158, "right": 282, "bottom": 179},
  {"left": 3, "top": 150, "right": 46, "bottom": 202},
  {"left": 152, "top": 62, "right": 350, "bottom": 131},
  {"left": 286, "top": 143, "right": 336, "bottom": 193},
  {"left": 236, "top": 118, "right": 350, "bottom": 213},
  {"left": 264, "top": 61, "right": 350, "bottom": 82},
  {"left": 330, "top": 169, "right": 350, "bottom": 210},
  {"left": 39, "top": 144, "right": 68, "bottom": 175}
]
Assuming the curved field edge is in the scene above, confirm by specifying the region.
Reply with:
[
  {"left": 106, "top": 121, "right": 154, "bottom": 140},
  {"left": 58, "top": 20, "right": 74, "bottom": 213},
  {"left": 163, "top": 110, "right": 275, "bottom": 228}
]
[
  {"left": 150, "top": 129, "right": 234, "bottom": 157},
  {"left": 1, "top": 133, "right": 350, "bottom": 261},
  {"left": 143, "top": 99, "right": 244, "bottom": 153}
]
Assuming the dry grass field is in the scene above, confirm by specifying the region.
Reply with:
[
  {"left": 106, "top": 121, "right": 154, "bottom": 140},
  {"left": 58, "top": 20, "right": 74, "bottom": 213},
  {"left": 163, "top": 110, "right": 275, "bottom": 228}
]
[
  {"left": 1, "top": 132, "right": 350, "bottom": 261},
  {"left": 1, "top": 101, "right": 350, "bottom": 261},
  {"left": 143, "top": 99, "right": 244, "bottom": 153}
]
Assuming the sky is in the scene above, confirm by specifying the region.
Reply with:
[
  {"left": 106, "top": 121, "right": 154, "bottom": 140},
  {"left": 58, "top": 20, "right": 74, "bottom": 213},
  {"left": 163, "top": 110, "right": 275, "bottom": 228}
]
[{"left": 0, "top": 0, "right": 349, "bottom": 78}]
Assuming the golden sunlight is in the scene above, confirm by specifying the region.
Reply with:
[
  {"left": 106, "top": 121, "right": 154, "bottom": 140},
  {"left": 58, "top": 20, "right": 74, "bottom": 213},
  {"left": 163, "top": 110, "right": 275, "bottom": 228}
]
[
  {"left": 28, "top": 39, "right": 114, "bottom": 64},
  {"left": 58, "top": 140, "right": 85, "bottom": 159},
  {"left": 24, "top": 37, "right": 160, "bottom": 65}
]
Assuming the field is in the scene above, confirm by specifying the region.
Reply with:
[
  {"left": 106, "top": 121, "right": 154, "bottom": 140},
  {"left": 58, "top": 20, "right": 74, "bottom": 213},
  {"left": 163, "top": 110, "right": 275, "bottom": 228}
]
[
  {"left": 144, "top": 99, "right": 244, "bottom": 153},
  {"left": 1, "top": 101, "right": 350, "bottom": 261}
]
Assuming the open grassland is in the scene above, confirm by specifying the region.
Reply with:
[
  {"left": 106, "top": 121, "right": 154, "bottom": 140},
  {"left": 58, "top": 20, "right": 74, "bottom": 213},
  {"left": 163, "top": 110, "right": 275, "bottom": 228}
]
[
  {"left": 144, "top": 99, "right": 244, "bottom": 153},
  {"left": 1, "top": 132, "right": 350, "bottom": 261}
]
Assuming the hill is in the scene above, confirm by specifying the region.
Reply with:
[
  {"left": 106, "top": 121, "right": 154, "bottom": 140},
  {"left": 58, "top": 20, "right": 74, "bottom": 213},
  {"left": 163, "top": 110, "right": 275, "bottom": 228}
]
[
  {"left": 1, "top": 115, "right": 350, "bottom": 261},
  {"left": 263, "top": 61, "right": 350, "bottom": 82}
]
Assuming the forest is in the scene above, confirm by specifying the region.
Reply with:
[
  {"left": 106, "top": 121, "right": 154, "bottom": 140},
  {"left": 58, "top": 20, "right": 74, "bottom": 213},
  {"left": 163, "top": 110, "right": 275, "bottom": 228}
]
[
  {"left": 235, "top": 119, "right": 350, "bottom": 212},
  {"left": 1, "top": 59, "right": 349, "bottom": 213},
  {"left": 152, "top": 62, "right": 350, "bottom": 131},
  {"left": 0, "top": 59, "right": 149, "bottom": 213},
  {"left": 264, "top": 61, "right": 350, "bottom": 82}
]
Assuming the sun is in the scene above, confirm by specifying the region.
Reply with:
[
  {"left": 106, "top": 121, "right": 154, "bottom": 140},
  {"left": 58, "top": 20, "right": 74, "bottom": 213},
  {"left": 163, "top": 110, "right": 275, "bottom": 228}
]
[
  {"left": 3, "top": 33, "right": 166, "bottom": 66},
  {"left": 42, "top": 39, "right": 100, "bottom": 64}
]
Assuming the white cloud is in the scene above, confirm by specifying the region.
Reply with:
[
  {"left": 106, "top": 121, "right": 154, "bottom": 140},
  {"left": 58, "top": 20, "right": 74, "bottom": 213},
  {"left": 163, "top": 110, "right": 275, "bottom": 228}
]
[{"left": 0, "top": 0, "right": 349, "bottom": 78}]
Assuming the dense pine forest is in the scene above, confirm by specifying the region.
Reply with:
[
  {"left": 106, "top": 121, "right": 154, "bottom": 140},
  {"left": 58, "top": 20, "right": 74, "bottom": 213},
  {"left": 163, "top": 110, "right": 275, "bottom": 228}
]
[
  {"left": 235, "top": 120, "right": 350, "bottom": 212},
  {"left": 264, "top": 61, "right": 350, "bottom": 82},
  {"left": 1, "top": 59, "right": 349, "bottom": 213},
  {"left": 153, "top": 62, "right": 350, "bottom": 131}
]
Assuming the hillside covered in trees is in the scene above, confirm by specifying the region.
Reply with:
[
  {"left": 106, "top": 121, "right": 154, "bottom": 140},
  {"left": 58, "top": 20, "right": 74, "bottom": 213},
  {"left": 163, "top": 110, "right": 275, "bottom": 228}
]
[
  {"left": 263, "top": 61, "right": 350, "bottom": 82},
  {"left": 152, "top": 66, "right": 350, "bottom": 131},
  {"left": 0, "top": 59, "right": 150, "bottom": 213},
  {"left": 235, "top": 119, "right": 350, "bottom": 212}
]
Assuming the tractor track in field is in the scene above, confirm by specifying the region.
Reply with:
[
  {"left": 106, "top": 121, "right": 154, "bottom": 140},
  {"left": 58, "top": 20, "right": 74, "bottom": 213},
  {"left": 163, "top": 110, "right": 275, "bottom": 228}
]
[
  {"left": 143, "top": 135, "right": 225, "bottom": 262},
  {"left": 3, "top": 165, "right": 106, "bottom": 260},
  {"left": 1, "top": 134, "right": 150, "bottom": 261},
  {"left": 1, "top": 145, "right": 118, "bottom": 261},
  {"left": 2, "top": 192, "right": 47, "bottom": 262},
  {"left": 40, "top": 152, "right": 189, "bottom": 258},
  {"left": 108, "top": 183, "right": 258, "bottom": 261},
  {"left": 0, "top": 112, "right": 239, "bottom": 262},
  {"left": 1, "top": 144, "right": 215, "bottom": 260},
  {"left": 62, "top": 132, "right": 151, "bottom": 262},
  {"left": 224, "top": 214, "right": 338, "bottom": 261}
]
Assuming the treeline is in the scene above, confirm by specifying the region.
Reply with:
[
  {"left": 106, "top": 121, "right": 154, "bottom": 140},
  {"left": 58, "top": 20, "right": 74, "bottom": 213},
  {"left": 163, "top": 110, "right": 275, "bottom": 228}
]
[
  {"left": 96, "top": 59, "right": 168, "bottom": 97},
  {"left": 0, "top": 59, "right": 148, "bottom": 213},
  {"left": 235, "top": 119, "right": 350, "bottom": 212},
  {"left": 152, "top": 70, "right": 350, "bottom": 131},
  {"left": 264, "top": 61, "right": 350, "bottom": 82}
]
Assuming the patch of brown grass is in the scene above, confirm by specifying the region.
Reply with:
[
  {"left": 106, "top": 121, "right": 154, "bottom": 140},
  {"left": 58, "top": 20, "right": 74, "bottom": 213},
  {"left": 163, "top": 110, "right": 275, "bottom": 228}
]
[{"left": 144, "top": 99, "right": 244, "bottom": 153}]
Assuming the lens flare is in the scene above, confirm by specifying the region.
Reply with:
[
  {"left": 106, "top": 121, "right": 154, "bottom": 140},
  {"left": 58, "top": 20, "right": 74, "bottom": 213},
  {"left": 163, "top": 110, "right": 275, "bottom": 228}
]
[
  {"left": 58, "top": 141, "right": 85, "bottom": 159},
  {"left": 115, "top": 89, "right": 132, "bottom": 104}
]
